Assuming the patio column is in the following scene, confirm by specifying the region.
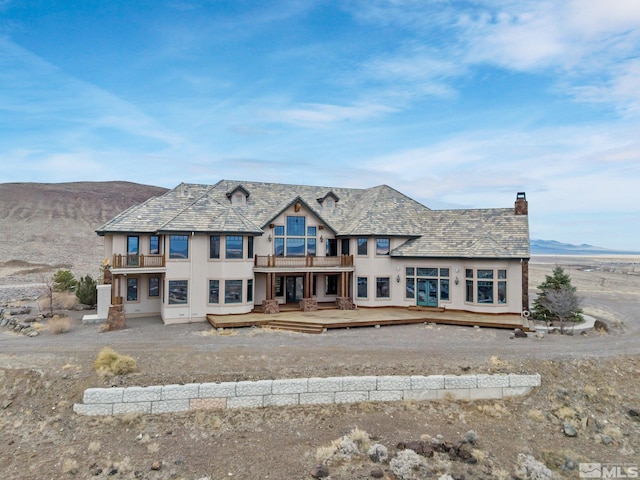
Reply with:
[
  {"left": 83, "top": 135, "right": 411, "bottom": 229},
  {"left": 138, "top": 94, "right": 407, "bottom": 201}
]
[{"left": 266, "top": 272, "right": 272, "bottom": 301}]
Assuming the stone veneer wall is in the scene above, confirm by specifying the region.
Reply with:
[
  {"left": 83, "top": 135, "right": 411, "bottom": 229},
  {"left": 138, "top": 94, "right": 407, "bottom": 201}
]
[{"left": 73, "top": 374, "right": 540, "bottom": 416}]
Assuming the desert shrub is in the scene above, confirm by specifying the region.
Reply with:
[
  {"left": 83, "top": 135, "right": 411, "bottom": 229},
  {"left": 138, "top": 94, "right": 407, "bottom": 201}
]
[
  {"left": 514, "top": 453, "right": 554, "bottom": 480},
  {"left": 94, "top": 347, "right": 137, "bottom": 375},
  {"left": 368, "top": 443, "right": 389, "bottom": 463},
  {"left": 48, "top": 315, "right": 72, "bottom": 334},
  {"left": 53, "top": 269, "right": 77, "bottom": 292},
  {"left": 75, "top": 275, "right": 97, "bottom": 305},
  {"left": 390, "top": 449, "right": 423, "bottom": 479}
]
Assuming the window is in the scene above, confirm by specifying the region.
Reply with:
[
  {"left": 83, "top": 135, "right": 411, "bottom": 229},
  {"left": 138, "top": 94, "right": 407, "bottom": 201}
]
[
  {"left": 405, "top": 277, "right": 415, "bottom": 299},
  {"left": 376, "top": 277, "right": 390, "bottom": 298},
  {"left": 148, "top": 277, "right": 160, "bottom": 297},
  {"left": 127, "top": 236, "right": 139, "bottom": 266},
  {"left": 357, "top": 238, "right": 368, "bottom": 256},
  {"left": 326, "top": 275, "right": 338, "bottom": 295},
  {"left": 274, "top": 276, "right": 283, "bottom": 297},
  {"left": 169, "top": 235, "right": 188, "bottom": 259},
  {"left": 440, "top": 279, "right": 450, "bottom": 301},
  {"left": 168, "top": 280, "right": 188, "bottom": 305},
  {"left": 247, "top": 236, "right": 254, "bottom": 259},
  {"left": 357, "top": 277, "right": 368, "bottom": 298},
  {"left": 149, "top": 236, "right": 160, "bottom": 255},
  {"left": 286, "top": 216, "right": 305, "bottom": 236},
  {"left": 341, "top": 238, "right": 350, "bottom": 255},
  {"left": 209, "top": 235, "right": 220, "bottom": 259},
  {"left": 465, "top": 268, "right": 507, "bottom": 305},
  {"left": 225, "top": 280, "right": 243, "bottom": 304},
  {"left": 275, "top": 219, "right": 316, "bottom": 256},
  {"left": 247, "top": 279, "right": 253, "bottom": 303},
  {"left": 326, "top": 238, "right": 337, "bottom": 256},
  {"left": 376, "top": 238, "right": 390, "bottom": 255},
  {"left": 126, "top": 277, "right": 138, "bottom": 301},
  {"left": 208, "top": 280, "right": 219, "bottom": 304},
  {"left": 225, "top": 236, "right": 243, "bottom": 259}
]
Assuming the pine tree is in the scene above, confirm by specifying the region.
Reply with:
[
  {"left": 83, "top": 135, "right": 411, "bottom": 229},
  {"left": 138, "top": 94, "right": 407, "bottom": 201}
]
[{"left": 533, "top": 266, "right": 582, "bottom": 326}]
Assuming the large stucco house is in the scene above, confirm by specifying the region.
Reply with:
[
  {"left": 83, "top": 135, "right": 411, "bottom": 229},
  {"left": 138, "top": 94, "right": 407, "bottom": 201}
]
[{"left": 95, "top": 180, "right": 530, "bottom": 325}]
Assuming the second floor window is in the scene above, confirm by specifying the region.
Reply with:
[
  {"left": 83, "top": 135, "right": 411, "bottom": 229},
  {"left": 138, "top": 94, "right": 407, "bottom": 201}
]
[
  {"left": 149, "top": 235, "right": 160, "bottom": 255},
  {"left": 226, "top": 236, "right": 243, "bottom": 259},
  {"left": 210, "top": 235, "right": 220, "bottom": 259},
  {"left": 169, "top": 235, "right": 188, "bottom": 259}
]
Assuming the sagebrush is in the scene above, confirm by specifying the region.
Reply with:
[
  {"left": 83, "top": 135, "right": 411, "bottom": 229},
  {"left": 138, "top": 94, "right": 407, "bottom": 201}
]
[{"left": 94, "top": 347, "right": 137, "bottom": 375}]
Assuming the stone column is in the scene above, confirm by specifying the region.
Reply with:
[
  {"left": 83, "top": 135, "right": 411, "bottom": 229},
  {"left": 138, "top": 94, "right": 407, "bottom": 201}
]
[
  {"left": 107, "top": 305, "right": 126, "bottom": 331},
  {"left": 262, "top": 299, "right": 279, "bottom": 314}
]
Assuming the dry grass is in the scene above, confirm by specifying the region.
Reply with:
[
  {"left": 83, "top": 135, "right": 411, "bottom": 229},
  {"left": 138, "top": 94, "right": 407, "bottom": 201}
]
[
  {"left": 48, "top": 315, "right": 72, "bottom": 334},
  {"left": 94, "top": 347, "right": 137, "bottom": 375}
]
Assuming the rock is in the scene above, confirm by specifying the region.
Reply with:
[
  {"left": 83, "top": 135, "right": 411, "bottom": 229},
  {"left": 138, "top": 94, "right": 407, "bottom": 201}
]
[
  {"left": 594, "top": 320, "right": 609, "bottom": 332},
  {"left": 601, "top": 434, "right": 614, "bottom": 445},
  {"left": 2, "top": 400, "right": 13, "bottom": 409},
  {"left": 27, "top": 330, "right": 39, "bottom": 337},
  {"left": 514, "top": 329, "right": 528, "bottom": 338},
  {"left": 150, "top": 461, "right": 162, "bottom": 471},
  {"left": 628, "top": 408, "right": 639, "bottom": 417},
  {"left": 310, "top": 464, "right": 329, "bottom": 478},
  {"left": 370, "top": 467, "right": 384, "bottom": 478},
  {"left": 108, "top": 466, "right": 118, "bottom": 475},
  {"left": 563, "top": 422, "right": 578, "bottom": 437},
  {"left": 406, "top": 440, "right": 424, "bottom": 455}
]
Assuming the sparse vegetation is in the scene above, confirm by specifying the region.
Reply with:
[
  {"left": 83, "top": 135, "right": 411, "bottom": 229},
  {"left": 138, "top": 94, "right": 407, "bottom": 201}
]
[
  {"left": 48, "top": 315, "right": 72, "bottom": 334},
  {"left": 93, "top": 347, "right": 137, "bottom": 375}
]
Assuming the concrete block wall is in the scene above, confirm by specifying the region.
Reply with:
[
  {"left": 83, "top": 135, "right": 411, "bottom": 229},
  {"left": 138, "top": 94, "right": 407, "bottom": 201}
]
[{"left": 73, "top": 373, "right": 541, "bottom": 416}]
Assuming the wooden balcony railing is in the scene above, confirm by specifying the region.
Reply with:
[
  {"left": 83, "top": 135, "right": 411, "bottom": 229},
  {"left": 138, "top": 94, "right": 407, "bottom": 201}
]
[
  {"left": 254, "top": 254, "right": 354, "bottom": 268},
  {"left": 112, "top": 254, "right": 166, "bottom": 269}
]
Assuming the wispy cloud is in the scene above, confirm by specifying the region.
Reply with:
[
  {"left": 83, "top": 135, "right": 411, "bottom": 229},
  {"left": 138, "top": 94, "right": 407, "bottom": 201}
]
[{"left": 261, "top": 102, "right": 397, "bottom": 127}]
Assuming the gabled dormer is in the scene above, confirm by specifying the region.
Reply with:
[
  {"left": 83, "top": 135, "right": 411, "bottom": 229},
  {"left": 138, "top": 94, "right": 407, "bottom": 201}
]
[
  {"left": 317, "top": 191, "right": 339, "bottom": 209},
  {"left": 226, "top": 185, "right": 250, "bottom": 206}
]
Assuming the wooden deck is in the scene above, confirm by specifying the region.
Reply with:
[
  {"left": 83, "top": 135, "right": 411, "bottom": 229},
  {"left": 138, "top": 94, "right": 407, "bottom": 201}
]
[{"left": 207, "top": 306, "right": 533, "bottom": 333}]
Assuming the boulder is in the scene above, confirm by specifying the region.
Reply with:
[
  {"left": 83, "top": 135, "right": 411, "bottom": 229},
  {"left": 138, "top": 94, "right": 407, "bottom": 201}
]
[{"left": 310, "top": 464, "right": 329, "bottom": 478}]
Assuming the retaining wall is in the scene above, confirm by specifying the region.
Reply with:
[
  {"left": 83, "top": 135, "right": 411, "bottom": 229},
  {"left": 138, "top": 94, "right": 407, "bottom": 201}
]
[{"left": 73, "top": 373, "right": 541, "bottom": 416}]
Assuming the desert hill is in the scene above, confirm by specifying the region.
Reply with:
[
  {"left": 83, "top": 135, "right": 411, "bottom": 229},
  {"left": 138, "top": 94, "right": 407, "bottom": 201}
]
[{"left": 0, "top": 181, "right": 168, "bottom": 281}]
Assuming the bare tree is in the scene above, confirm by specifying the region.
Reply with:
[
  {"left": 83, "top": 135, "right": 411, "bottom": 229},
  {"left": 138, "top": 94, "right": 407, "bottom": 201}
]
[
  {"left": 537, "top": 285, "right": 582, "bottom": 334},
  {"left": 37, "top": 273, "right": 56, "bottom": 316}
]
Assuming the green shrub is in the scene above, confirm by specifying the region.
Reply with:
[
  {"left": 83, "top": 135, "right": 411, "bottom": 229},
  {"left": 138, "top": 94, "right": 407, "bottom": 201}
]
[
  {"left": 53, "top": 269, "right": 77, "bottom": 292},
  {"left": 75, "top": 275, "right": 97, "bottom": 305},
  {"left": 94, "top": 347, "right": 137, "bottom": 375}
]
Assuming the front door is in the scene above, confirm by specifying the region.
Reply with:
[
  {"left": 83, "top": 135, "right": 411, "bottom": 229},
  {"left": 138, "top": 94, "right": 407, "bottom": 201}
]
[
  {"left": 285, "top": 276, "right": 304, "bottom": 303},
  {"left": 417, "top": 278, "right": 438, "bottom": 307}
]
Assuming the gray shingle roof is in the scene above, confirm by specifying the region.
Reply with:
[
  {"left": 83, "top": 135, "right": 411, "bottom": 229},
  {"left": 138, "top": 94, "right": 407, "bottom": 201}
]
[{"left": 96, "top": 180, "right": 529, "bottom": 259}]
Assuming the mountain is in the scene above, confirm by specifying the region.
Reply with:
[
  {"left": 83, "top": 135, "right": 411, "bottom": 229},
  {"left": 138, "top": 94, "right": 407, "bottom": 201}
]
[
  {"left": 530, "top": 239, "right": 640, "bottom": 255},
  {"left": 0, "top": 181, "right": 168, "bottom": 278}
]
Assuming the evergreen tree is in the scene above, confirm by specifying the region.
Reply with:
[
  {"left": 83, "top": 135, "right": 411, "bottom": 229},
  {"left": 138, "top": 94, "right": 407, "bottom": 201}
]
[
  {"left": 75, "top": 275, "right": 97, "bottom": 306},
  {"left": 533, "top": 266, "right": 582, "bottom": 324}
]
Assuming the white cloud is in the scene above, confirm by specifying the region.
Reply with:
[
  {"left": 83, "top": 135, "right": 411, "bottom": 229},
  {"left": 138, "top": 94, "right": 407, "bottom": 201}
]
[{"left": 262, "top": 102, "right": 397, "bottom": 127}]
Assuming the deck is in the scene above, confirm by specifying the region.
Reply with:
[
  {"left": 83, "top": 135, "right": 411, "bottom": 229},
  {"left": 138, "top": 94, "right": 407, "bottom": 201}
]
[{"left": 207, "top": 306, "right": 533, "bottom": 334}]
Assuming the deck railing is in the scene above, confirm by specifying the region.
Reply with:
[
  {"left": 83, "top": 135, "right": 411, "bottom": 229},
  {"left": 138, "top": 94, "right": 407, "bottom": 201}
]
[
  {"left": 112, "top": 254, "right": 166, "bottom": 269},
  {"left": 254, "top": 254, "right": 353, "bottom": 268}
]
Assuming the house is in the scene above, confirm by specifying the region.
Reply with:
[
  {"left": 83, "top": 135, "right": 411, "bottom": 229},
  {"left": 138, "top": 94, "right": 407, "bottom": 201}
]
[{"left": 95, "top": 180, "right": 530, "bottom": 325}]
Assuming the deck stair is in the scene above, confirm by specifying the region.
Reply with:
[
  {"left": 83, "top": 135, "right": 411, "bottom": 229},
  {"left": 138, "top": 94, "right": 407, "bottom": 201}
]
[{"left": 264, "top": 319, "right": 325, "bottom": 334}]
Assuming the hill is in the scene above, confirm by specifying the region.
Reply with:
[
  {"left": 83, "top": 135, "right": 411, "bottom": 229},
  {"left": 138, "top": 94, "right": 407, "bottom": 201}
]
[
  {"left": 0, "top": 181, "right": 168, "bottom": 281},
  {"left": 530, "top": 239, "right": 640, "bottom": 255}
]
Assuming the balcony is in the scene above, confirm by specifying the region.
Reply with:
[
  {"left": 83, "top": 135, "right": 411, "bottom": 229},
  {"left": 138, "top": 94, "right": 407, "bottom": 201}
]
[
  {"left": 254, "top": 254, "right": 353, "bottom": 269},
  {"left": 112, "top": 254, "right": 166, "bottom": 269}
]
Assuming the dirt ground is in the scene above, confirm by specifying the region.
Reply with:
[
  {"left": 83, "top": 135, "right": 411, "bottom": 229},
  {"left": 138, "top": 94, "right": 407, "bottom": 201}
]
[{"left": 1, "top": 257, "right": 639, "bottom": 479}]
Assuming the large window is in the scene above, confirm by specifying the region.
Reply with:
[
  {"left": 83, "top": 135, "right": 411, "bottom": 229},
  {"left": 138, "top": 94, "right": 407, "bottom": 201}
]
[
  {"left": 247, "top": 236, "right": 254, "bottom": 259},
  {"left": 148, "top": 277, "right": 160, "bottom": 297},
  {"left": 149, "top": 235, "right": 160, "bottom": 255},
  {"left": 465, "top": 268, "right": 507, "bottom": 304},
  {"left": 341, "top": 239, "right": 350, "bottom": 255},
  {"left": 169, "top": 235, "right": 189, "bottom": 259},
  {"left": 357, "top": 277, "right": 368, "bottom": 298},
  {"left": 208, "top": 280, "right": 219, "bottom": 304},
  {"left": 225, "top": 236, "right": 243, "bottom": 259},
  {"left": 126, "top": 277, "right": 138, "bottom": 301},
  {"left": 376, "top": 277, "right": 390, "bottom": 298},
  {"left": 168, "top": 280, "right": 188, "bottom": 305},
  {"left": 357, "top": 238, "right": 368, "bottom": 256},
  {"left": 405, "top": 267, "right": 450, "bottom": 302},
  {"left": 376, "top": 238, "right": 390, "bottom": 255},
  {"left": 127, "top": 236, "right": 139, "bottom": 266},
  {"left": 273, "top": 218, "right": 317, "bottom": 256},
  {"left": 210, "top": 236, "right": 220, "bottom": 259},
  {"left": 225, "top": 280, "right": 243, "bottom": 304}
]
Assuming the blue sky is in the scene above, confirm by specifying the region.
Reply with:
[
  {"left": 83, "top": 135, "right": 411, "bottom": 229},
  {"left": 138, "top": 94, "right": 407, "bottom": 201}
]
[{"left": 1, "top": 1, "right": 639, "bottom": 250}]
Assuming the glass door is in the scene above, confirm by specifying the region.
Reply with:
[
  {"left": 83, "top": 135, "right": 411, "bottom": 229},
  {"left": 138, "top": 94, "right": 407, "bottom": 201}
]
[
  {"left": 417, "top": 278, "right": 438, "bottom": 307},
  {"left": 285, "top": 276, "right": 305, "bottom": 303}
]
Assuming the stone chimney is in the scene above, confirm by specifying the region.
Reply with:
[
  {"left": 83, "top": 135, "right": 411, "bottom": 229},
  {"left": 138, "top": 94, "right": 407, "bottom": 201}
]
[{"left": 515, "top": 192, "right": 528, "bottom": 215}]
